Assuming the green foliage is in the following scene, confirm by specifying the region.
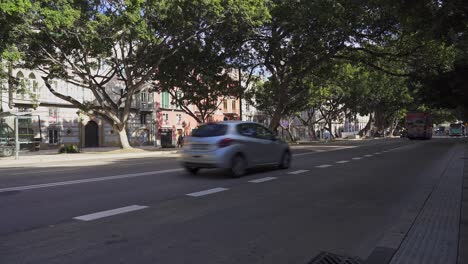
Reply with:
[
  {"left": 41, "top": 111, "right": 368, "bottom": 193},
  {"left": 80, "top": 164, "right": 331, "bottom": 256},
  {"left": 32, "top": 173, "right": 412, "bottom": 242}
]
[
  {"left": 2, "top": 0, "right": 466, "bottom": 133},
  {"left": 429, "top": 108, "right": 459, "bottom": 125},
  {"left": 19, "top": 0, "right": 267, "bottom": 147},
  {"left": 155, "top": 43, "right": 241, "bottom": 123},
  {"left": 59, "top": 144, "right": 79, "bottom": 154},
  {"left": 0, "top": 0, "right": 31, "bottom": 88}
]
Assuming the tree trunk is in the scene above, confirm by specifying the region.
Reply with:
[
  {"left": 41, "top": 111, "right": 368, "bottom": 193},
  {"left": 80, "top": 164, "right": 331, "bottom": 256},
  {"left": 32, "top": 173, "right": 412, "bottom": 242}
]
[
  {"left": 117, "top": 127, "right": 132, "bottom": 149},
  {"left": 309, "top": 127, "right": 317, "bottom": 140},
  {"left": 326, "top": 120, "right": 334, "bottom": 139},
  {"left": 8, "top": 66, "right": 14, "bottom": 109},
  {"left": 286, "top": 128, "right": 295, "bottom": 143},
  {"left": 358, "top": 114, "right": 373, "bottom": 137},
  {"left": 269, "top": 109, "right": 282, "bottom": 132},
  {"left": 389, "top": 117, "right": 399, "bottom": 136}
]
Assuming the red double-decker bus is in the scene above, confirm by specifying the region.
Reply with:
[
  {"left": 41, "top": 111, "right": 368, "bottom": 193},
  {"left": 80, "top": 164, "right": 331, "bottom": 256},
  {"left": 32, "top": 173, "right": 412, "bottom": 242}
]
[{"left": 405, "top": 112, "right": 433, "bottom": 140}]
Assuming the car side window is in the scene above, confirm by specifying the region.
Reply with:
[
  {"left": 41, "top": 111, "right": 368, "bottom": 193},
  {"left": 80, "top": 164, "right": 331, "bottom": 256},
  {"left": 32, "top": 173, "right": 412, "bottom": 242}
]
[
  {"left": 255, "top": 124, "right": 274, "bottom": 140},
  {"left": 237, "top": 124, "right": 256, "bottom": 137}
]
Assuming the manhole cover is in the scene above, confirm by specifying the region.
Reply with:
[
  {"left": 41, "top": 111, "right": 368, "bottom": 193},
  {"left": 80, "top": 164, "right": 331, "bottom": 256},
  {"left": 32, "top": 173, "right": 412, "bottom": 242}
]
[{"left": 308, "top": 252, "right": 363, "bottom": 264}]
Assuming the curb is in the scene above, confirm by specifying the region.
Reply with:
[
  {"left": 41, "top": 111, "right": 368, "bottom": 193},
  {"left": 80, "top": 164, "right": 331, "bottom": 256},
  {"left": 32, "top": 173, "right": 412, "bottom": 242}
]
[{"left": 458, "top": 146, "right": 468, "bottom": 264}]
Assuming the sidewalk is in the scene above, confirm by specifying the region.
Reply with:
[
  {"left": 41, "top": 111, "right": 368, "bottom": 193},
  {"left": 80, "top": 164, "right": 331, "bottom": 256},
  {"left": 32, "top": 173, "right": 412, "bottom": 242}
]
[
  {"left": 294, "top": 136, "right": 401, "bottom": 145},
  {"left": 366, "top": 143, "right": 466, "bottom": 264},
  {"left": 0, "top": 146, "right": 180, "bottom": 168}
]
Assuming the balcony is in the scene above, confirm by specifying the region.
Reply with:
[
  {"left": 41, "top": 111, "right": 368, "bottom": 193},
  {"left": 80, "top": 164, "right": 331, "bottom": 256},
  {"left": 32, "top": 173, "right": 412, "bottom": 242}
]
[
  {"left": 134, "top": 93, "right": 154, "bottom": 112},
  {"left": 138, "top": 101, "right": 154, "bottom": 112}
]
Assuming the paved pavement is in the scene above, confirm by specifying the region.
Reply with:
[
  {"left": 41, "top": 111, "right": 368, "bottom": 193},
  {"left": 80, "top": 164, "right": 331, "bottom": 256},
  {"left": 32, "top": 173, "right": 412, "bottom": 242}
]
[{"left": 0, "top": 137, "right": 465, "bottom": 264}]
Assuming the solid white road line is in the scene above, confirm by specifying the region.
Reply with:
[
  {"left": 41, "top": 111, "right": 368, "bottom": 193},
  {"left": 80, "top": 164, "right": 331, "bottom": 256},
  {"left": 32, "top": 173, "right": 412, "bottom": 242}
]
[
  {"left": 292, "top": 146, "right": 358, "bottom": 157},
  {"left": 352, "top": 157, "right": 362, "bottom": 160},
  {"left": 248, "top": 177, "right": 277, "bottom": 183},
  {"left": 186, "top": 187, "right": 228, "bottom": 197},
  {"left": 293, "top": 151, "right": 322, "bottom": 157},
  {"left": 316, "top": 164, "right": 332, "bottom": 168},
  {"left": 0, "top": 168, "right": 184, "bottom": 193},
  {"left": 335, "top": 160, "right": 350, "bottom": 164},
  {"left": 73, "top": 205, "right": 148, "bottom": 221},
  {"left": 10, "top": 167, "right": 80, "bottom": 176},
  {"left": 288, "top": 170, "right": 309, "bottom": 175}
]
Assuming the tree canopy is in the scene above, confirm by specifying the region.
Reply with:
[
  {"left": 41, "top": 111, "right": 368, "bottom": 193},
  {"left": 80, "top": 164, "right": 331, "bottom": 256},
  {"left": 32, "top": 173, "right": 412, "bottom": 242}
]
[
  {"left": 20, "top": 0, "right": 268, "bottom": 148},
  {"left": 2, "top": 0, "right": 466, "bottom": 146}
]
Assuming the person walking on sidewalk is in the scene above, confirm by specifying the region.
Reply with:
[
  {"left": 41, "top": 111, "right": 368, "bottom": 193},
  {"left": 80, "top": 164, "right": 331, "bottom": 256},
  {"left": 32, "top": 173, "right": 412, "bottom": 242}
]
[{"left": 177, "top": 134, "right": 184, "bottom": 148}]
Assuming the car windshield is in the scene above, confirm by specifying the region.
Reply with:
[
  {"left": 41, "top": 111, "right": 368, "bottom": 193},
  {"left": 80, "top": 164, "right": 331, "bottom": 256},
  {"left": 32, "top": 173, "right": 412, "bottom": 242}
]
[{"left": 191, "top": 124, "right": 228, "bottom": 137}]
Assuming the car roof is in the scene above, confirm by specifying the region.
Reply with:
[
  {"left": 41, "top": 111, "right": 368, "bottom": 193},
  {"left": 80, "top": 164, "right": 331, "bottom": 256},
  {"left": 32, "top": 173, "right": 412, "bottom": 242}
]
[{"left": 203, "top": 121, "right": 259, "bottom": 126}]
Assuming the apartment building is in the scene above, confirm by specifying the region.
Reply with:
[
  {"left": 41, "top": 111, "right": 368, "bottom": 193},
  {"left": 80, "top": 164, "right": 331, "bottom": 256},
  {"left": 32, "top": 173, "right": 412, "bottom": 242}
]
[
  {"left": 0, "top": 69, "right": 154, "bottom": 149},
  {"left": 0, "top": 68, "right": 243, "bottom": 149},
  {"left": 155, "top": 91, "right": 240, "bottom": 147}
]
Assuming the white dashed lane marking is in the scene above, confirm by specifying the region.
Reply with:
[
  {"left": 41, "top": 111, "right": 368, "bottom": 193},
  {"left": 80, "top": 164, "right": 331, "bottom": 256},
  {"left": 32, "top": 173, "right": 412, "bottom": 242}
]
[
  {"left": 335, "top": 160, "right": 350, "bottom": 164},
  {"left": 288, "top": 170, "right": 309, "bottom": 174},
  {"left": 186, "top": 187, "right": 229, "bottom": 197},
  {"left": 352, "top": 157, "right": 362, "bottom": 160},
  {"left": 249, "top": 177, "right": 277, "bottom": 183},
  {"left": 364, "top": 154, "right": 373, "bottom": 157},
  {"left": 73, "top": 205, "right": 148, "bottom": 221},
  {"left": 316, "top": 164, "right": 332, "bottom": 168},
  {"left": 0, "top": 168, "right": 184, "bottom": 193}
]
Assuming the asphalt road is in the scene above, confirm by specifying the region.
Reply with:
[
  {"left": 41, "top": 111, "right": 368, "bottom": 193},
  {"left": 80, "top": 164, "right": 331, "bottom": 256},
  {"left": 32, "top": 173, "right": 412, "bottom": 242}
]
[{"left": 0, "top": 138, "right": 465, "bottom": 264}]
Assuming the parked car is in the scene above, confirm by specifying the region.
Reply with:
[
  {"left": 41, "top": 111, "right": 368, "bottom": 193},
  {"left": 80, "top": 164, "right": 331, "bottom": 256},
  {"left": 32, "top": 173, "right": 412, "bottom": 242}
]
[{"left": 180, "top": 121, "right": 291, "bottom": 177}]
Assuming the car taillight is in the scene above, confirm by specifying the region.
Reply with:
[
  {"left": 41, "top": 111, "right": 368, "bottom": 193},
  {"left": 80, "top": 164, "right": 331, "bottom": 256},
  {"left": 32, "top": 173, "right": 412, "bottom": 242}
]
[{"left": 218, "top": 138, "right": 233, "bottom": 148}]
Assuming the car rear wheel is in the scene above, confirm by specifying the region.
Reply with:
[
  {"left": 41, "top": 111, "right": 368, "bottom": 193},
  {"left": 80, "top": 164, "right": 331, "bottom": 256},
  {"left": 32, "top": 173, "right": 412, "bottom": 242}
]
[
  {"left": 185, "top": 166, "right": 200, "bottom": 175},
  {"left": 230, "top": 154, "right": 246, "bottom": 178},
  {"left": 1, "top": 147, "right": 14, "bottom": 157},
  {"left": 279, "top": 151, "right": 291, "bottom": 169}
]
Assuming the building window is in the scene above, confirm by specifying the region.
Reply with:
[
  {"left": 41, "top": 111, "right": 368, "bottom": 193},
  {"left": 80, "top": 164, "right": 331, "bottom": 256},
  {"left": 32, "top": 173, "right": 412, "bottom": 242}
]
[
  {"left": 232, "top": 100, "right": 236, "bottom": 111},
  {"left": 223, "top": 99, "right": 228, "bottom": 111},
  {"left": 161, "top": 92, "right": 170, "bottom": 109},
  {"left": 176, "top": 114, "right": 182, "bottom": 124},
  {"left": 141, "top": 92, "right": 148, "bottom": 103},
  {"left": 173, "top": 91, "right": 182, "bottom": 109},
  {"left": 28, "top": 73, "right": 38, "bottom": 94},
  {"left": 140, "top": 92, "right": 149, "bottom": 109},
  {"left": 48, "top": 128, "right": 59, "bottom": 144},
  {"left": 49, "top": 108, "right": 59, "bottom": 124},
  {"left": 16, "top": 71, "right": 25, "bottom": 99},
  {"left": 140, "top": 113, "right": 147, "bottom": 124},
  {"left": 162, "top": 113, "right": 169, "bottom": 124}
]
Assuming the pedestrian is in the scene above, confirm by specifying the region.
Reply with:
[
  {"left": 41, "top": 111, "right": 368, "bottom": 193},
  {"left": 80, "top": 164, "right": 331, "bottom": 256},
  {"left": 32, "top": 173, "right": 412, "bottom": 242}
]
[
  {"left": 177, "top": 134, "right": 184, "bottom": 148},
  {"left": 176, "top": 131, "right": 182, "bottom": 148}
]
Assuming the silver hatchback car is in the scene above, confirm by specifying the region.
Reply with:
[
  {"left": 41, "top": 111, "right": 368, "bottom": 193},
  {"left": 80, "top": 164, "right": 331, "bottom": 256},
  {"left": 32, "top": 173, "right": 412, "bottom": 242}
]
[{"left": 180, "top": 121, "right": 291, "bottom": 177}]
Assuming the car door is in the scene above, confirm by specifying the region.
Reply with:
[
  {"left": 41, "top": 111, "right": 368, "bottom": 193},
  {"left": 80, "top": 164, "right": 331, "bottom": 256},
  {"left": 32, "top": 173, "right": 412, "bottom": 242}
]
[
  {"left": 253, "top": 124, "right": 281, "bottom": 164},
  {"left": 236, "top": 123, "right": 263, "bottom": 165}
]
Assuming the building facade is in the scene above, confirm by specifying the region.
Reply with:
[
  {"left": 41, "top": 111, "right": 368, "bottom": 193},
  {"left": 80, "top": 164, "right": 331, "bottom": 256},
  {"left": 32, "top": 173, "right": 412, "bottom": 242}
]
[{"left": 1, "top": 68, "right": 242, "bottom": 150}]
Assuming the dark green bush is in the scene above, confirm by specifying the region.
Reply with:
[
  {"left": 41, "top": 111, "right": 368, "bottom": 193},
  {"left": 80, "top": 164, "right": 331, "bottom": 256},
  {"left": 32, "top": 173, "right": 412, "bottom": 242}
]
[{"left": 59, "top": 144, "right": 80, "bottom": 154}]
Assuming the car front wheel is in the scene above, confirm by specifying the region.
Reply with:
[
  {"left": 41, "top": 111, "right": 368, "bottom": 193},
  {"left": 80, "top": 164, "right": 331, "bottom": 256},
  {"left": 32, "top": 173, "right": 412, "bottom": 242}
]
[
  {"left": 279, "top": 151, "right": 291, "bottom": 169},
  {"left": 185, "top": 166, "right": 200, "bottom": 175}
]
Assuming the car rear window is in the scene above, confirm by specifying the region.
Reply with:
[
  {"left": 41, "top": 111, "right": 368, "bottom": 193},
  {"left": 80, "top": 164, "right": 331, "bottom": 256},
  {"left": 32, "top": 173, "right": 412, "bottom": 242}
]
[{"left": 192, "top": 124, "right": 228, "bottom": 137}]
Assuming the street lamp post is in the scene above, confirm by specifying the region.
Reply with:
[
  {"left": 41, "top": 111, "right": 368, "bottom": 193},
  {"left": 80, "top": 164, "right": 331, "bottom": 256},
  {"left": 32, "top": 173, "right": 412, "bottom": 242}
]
[{"left": 15, "top": 115, "right": 19, "bottom": 159}]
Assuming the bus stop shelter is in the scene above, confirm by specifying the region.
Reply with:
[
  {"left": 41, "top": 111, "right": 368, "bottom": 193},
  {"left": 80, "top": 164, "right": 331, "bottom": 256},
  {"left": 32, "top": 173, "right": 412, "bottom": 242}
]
[{"left": 0, "top": 112, "right": 41, "bottom": 159}]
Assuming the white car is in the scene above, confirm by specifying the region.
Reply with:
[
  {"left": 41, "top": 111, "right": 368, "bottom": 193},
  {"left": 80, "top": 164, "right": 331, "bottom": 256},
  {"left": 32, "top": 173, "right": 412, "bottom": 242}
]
[{"left": 180, "top": 121, "right": 291, "bottom": 177}]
